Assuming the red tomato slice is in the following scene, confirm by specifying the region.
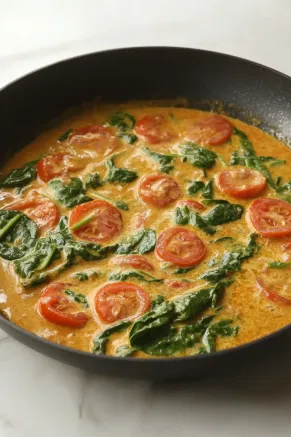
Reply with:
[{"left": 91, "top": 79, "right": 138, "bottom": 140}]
[
  {"left": 37, "top": 152, "right": 85, "bottom": 183},
  {"left": 39, "top": 282, "right": 89, "bottom": 328},
  {"left": 177, "top": 199, "right": 205, "bottom": 211},
  {"left": 216, "top": 168, "right": 266, "bottom": 199},
  {"left": 156, "top": 227, "right": 206, "bottom": 267},
  {"left": 110, "top": 255, "right": 154, "bottom": 272},
  {"left": 248, "top": 198, "right": 291, "bottom": 238},
  {"left": 256, "top": 277, "right": 291, "bottom": 305},
  {"left": 185, "top": 115, "right": 233, "bottom": 146},
  {"left": 138, "top": 174, "right": 181, "bottom": 208},
  {"left": 135, "top": 115, "right": 176, "bottom": 144},
  {"left": 69, "top": 199, "right": 123, "bottom": 243},
  {"left": 95, "top": 282, "right": 150, "bottom": 324},
  {"left": 164, "top": 279, "right": 190, "bottom": 289},
  {"left": 69, "top": 125, "right": 119, "bottom": 154},
  {"left": 6, "top": 193, "right": 59, "bottom": 233}
]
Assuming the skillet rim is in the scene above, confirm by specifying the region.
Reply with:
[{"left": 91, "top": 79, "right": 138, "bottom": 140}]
[{"left": 0, "top": 45, "right": 290, "bottom": 365}]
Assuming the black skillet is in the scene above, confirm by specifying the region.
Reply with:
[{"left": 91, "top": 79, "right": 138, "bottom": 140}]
[{"left": 0, "top": 47, "right": 291, "bottom": 379}]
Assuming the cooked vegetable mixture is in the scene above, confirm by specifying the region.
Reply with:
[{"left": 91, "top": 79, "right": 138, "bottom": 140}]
[{"left": 0, "top": 104, "right": 291, "bottom": 358}]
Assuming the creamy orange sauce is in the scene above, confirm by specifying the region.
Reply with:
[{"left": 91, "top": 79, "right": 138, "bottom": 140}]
[{"left": 0, "top": 103, "right": 291, "bottom": 358}]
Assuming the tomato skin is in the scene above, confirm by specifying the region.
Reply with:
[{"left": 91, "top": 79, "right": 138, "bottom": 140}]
[
  {"left": 135, "top": 115, "right": 175, "bottom": 144},
  {"left": 248, "top": 198, "right": 291, "bottom": 238},
  {"left": 216, "top": 168, "right": 266, "bottom": 199},
  {"left": 256, "top": 277, "right": 291, "bottom": 305},
  {"left": 94, "top": 282, "right": 150, "bottom": 324},
  {"left": 37, "top": 152, "right": 84, "bottom": 182},
  {"left": 69, "top": 200, "right": 123, "bottom": 243},
  {"left": 138, "top": 174, "right": 181, "bottom": 208},
  {"left": 110, "top": 255, "right": 154, "bottom": 272},
  {"left": 177, "top": 200, "right": 205, "bottom": 211},
  {"left": 39, "top": 283, "right": 89, "bottom": 328},
  {"left": 185, "top": 115, "right": 232, "bottom": 146},
  {"left": 6, "top": 193, "right": 59, "bottom": 233},
  {"left": 156, "top": 227, "right": 206, "bottom": 267}
]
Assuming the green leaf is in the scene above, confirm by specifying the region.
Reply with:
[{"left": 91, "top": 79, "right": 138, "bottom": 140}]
[
  {"left": 106, "top": 158, "right": 138, "bottom": 183},
  {"left": 84, "top": 173, "right": 103, "bottom": 189},
  {"left": 57, "top": 129, "right": 72, "bottom": 142},
  {"left": 173, "top": 267, "right": 195, "bottom": 274},
  {"left": 143, "top": 147, "right": 176, "bottom": 174},
  {"left": 267, "top": 261, "right": 291, "bottom": 269},
  {"left": 92, "top": 321, "right": 131, "bottom": 354},
  {"left": 109, "top": 112, "right": 137, "bottom": 144},
  {"left": 65, "top": 289, "right": 89, "bottom": 308},
  {"left": 179, "top": 143, "right": 217, "bottom": 169},
  {"left": 151, "top": 295, "right": 165, "bottom": 309},
  {"left": 202, "top": 180, "right": 213, "bottom": 199},
  {"left": 174, "top": 205, "right": 190, "bottom": 225},
  {"left": 88, "top": 191, "right": 129, "bottom": 211},
  {"left": 200, "top": 234, "right": 257, "bottom": 283},
  {"left": 202, "top": 203, "right": 244, "bottom": 226},
  {"left": 71, "top": 270, "right": 99, "bottom": 281},
  {"left": 189, "top": 212, "right": 216, "bottom": 235},
  {"left": 116, "top": 229, "right": 156, "bottom": 254},
  {"left": 0, "top": 211, "right": 38, "bottom": 260},
  {"left": 187, "top": 180, "right": 205, "bottom": 195},
  {"left": 48, "top": 177, "right": 91, "bottom": 207},
  {"left": 109, "top": 270, "right": 163, "bottom": 283},
  {"left": 0, "top": 160, "right": 38, "bottom": 188},
  {"left": 202, "top": 319, "right": 239, "bottom": 353}
]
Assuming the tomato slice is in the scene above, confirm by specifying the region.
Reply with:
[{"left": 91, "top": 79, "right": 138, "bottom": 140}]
[
  {"left": 177, "top": 199, "right": 205, "bottom": 211},
  {"left": 6, "top": 192, "right": 59, "bottom": 233},
  {"left": 39, "top": 282, "right": 89, "bottom": 328},
  {"left": 138, "top": 174, "right": 181, "bottom": 208},
  {"left": 248, "top": 198, "right": 291, "bottom": 238},
  {"left": 135, "top": 115, "right": 176, "bottom": 144},
  {"left": 110, "top": 255, "right": 154, "bottom": 272},
  {"left": 69, "top": 199, "right": 123, "bottom": 243},
  {"left": 185, "top": 115, "right": 233, "bottom": 146},
  {"left": 156, "top": 227, "right": 206, "bottom": 267},
  {"left": 256, "top": 277, "right": 291, "bottom": 305},
  {"left": 69, "top": 125, "right": 119, "bottom": 154},
  {"left": 95, "top": 282, "right": 150, "bottom": 324},
  {"left": 216, "top": 168, "right": 266, "bottom": 199},
  {"left": 37, "top": 152, "right": 85, "bottom": 183}
]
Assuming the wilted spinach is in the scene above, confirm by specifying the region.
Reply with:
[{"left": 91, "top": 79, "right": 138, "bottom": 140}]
[
  {"left": 143, "top": 147, "right": 176, "bottom": 174},
  {"left": 92, "top": 320, "right": 131, "bottom": 355},
  {"left": 109, "top": 270, "right": 163, "bottom": 283},
  {"left": 109, "top": 112, "right": 137, "bottom": 144},
  {"left": 84, "top": 173, "right": 102, "bottom": 189},
  {"left": 65, "top": 289, "right": 89, "bottom": 308},
  {"left": 179, "top": 143, "right": 217, "bottom": 169},
  {"left": 106, "top": 157, "right": 138, "bottom": 183},
  {"left": 48, "top": 178, "right": 91, "bottom": 207},
  {"left": 116, "top": 229, "right": 156, "bottom": 254},
  {"left": 0, "top": 160, "right": 38, "bottom": 188},
  {"left": 202, "top": 319, "right": 239, "bottom": 353}
]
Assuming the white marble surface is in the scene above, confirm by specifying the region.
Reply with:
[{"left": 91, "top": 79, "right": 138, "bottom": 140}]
[{"left": 1, "top": 1, "right": 291, "bottom": 436}]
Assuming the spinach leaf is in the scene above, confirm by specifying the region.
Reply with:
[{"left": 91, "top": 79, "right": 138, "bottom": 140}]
[
  {"left": 259, "top": 156, "right": 286, "bottom": 167},
  {"left": 71, "top": 270, "right": 100, "bottom": 281},
  {"left": 189, "top": 211, "right": 216, "bottom": 235},
  {"left": 267, "top": 261, "right": 291, "bottom": 269},
  {"left": 109, "top": 270, "right": 163, "bottom": 283},
  {"left": 143, "top": 316, "right": 214, "bottom": 356},
  {"left": 187, "top": 180, "right": 205, "bottom": 195},
  {"left": 93, "top": 320, "right": 131, "bottom": 355},
  {"left": 151, "top": 295, "right": 165, "bottom": 309},
  {"left": 179, "top": 143, "right": 217, "bottom": 169},
  {"left": 200, "top": 234, "right": 257, "bottom": 283},
  {"left": 174, "top": 205, "right": 190, "bottom": 225},
  {"left": 211, "top": 237, "right": 234, "bottom": 243},
  {"left": 116, "top": 229, "right": 156, "bottom": 254},
  {"left": 88, "top": 191, "right": 129, "bottom": 211},
  {"left": 143, "top": 147, "right": 176, "bottom": 174},
  {"left": 84, "top": 173, "right": 102, "bottom": 189},
  {"left": 0, "top": 211, "right": 38, "bottom": 260},
  {"left": 203, "top": 180, "right": 213, "bottom": 199},
  {"left": 65, "top": 289, "right": 89, "bottom": 308},
  {"left": 115, "top": 345, "right": 135, "bottom": 357},
  {"left": 109, "top": 112, "right": 137, "bottom": 144},
  {"left": 202, "top": 203, "right": 244, "bottom": 226},
  {"left": 202, "top": 319, "right": 239, "bottom": 353},
  {"left": 172, "top": 282, "right": 226, "bottom": 322},
  {"left": 58, "top": 129, "right": 72, "bottom": 142},
  {"left": 173, "top": 267, "right": 195, "bottom": 274},
  {"left": 106, "top": 157, "right": 138, "bottom": 183},
  {"left": 129, "top": 301, "right": 175, "bottom": 349},
  {"left": 48, "top": 178, "right": 91, "bottom": 207},
  {"left": 0, "top": 160, "right": 38, "bottom": 188}
]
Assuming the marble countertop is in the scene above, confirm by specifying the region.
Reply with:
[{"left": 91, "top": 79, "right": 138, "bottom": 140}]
[{"left": 1, "top": 1, "right": 291, "bottom": 436}]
